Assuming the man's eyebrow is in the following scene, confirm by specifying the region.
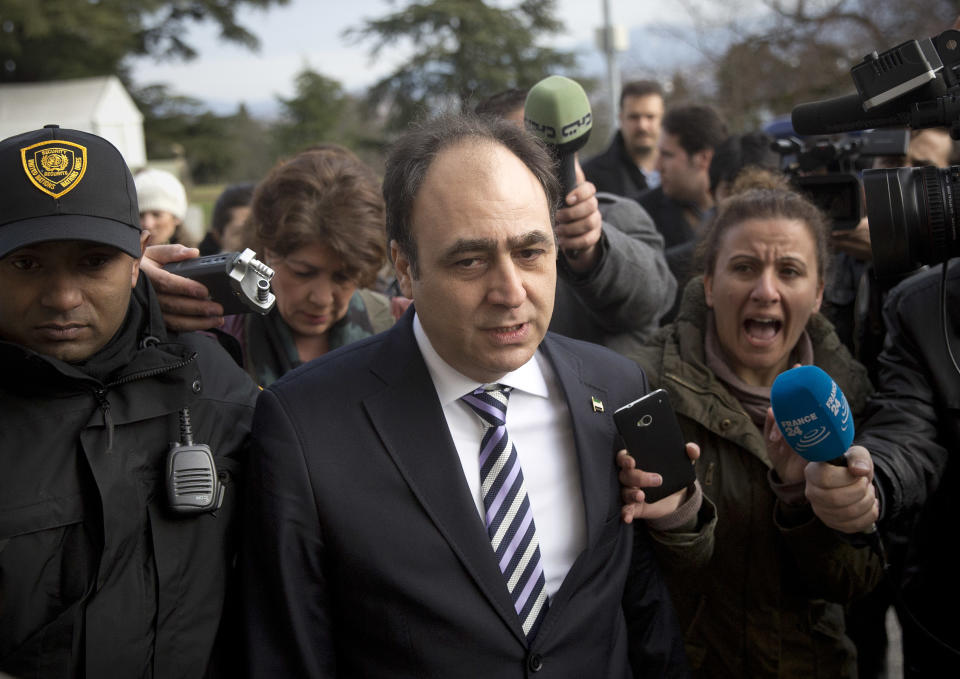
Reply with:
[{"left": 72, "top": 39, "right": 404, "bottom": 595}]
[
  {"left": 441, "top": 238, "right": 497, "bottom": 260},
  {"left": 440, "top": 231, "right": 552, "bottom": 260},
  {"left": 506, "top": 230, "right": 552, "bottom": 250}
]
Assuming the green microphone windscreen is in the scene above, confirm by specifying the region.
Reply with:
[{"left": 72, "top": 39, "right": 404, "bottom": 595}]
[{"left": 524, "top": 75, "right": 593, "bottom": 155}]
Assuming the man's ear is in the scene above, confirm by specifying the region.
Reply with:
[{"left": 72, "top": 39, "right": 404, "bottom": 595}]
[
  {"left": 131, "top": 230, "right": 151, "bottom": 288},
  {"left": 391, "top": 240, "right": 414, "bottom": 299},
  {"left": 694, "top": 148, "right": 714, "bottom": 172}
]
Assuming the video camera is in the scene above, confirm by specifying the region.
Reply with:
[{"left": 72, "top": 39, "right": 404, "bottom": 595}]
[
  {"left": 792, "top": 30, "right": 960, "bottom": 280},
  {"left": 772, "top": 129, "right": 909, "bottom": 231}
]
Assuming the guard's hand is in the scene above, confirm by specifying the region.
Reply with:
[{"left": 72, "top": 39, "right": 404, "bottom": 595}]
[
  {"left": 805, "top": 445, "right": 879, "bottom": 533},
  {"left": 142, "top": 244, "right": 225, "bottom": 332},
  {"left": 618, "top": 443, "right": 700, "bottom": 523},
  {"left": 556, "top": 158, "right": 602, "bottom": 272}
]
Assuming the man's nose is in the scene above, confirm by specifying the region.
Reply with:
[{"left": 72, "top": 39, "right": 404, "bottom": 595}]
[
  {"left": 40, "top": 273, "right": 84, "bottom": 312},
  {"left": 487, "top": 259, "right": 527, "bottom": 308}
]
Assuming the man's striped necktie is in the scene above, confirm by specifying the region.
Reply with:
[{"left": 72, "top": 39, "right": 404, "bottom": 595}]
[{"left": 461, "top": 384, "right": 549, "bottom": 640}]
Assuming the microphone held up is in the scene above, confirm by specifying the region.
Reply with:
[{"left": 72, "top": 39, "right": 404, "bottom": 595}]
[
  {"left": 770, "top": 365, "right": 854, "bottom": 467},
  {"left": 524, "top": 75, "right": 593, "bottom": 261}
]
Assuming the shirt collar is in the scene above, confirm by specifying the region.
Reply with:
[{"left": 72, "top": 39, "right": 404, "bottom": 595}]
[{"left": 413, "top": 312, "right": 549, "bottom": 405}]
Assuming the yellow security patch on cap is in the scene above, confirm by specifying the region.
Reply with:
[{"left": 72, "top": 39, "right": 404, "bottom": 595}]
[{"left": 20, "top": 140, "right": 87, "bottom": 198}]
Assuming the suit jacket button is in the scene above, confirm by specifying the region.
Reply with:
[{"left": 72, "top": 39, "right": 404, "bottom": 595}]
[{"left": 528, "top": 653, "right": 543, "bottom": 672}]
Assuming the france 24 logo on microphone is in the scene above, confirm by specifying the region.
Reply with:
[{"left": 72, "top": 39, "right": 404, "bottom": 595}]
[{"left": 770, "top": 366, "right": 854, "bottom": 462}]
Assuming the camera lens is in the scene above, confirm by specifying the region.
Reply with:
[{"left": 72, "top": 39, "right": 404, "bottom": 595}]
[{"left": 863, "top": 165, "right": 960, "bottom": 279}]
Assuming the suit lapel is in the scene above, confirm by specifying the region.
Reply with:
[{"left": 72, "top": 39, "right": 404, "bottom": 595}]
[
  {"left": 533, "top": 335, "right": 619, "bottom": 640},
  {"left": 539, "top": 334, "right": 614, "bottom": 550},
  {"left": 362, "top": 312, "right": 527, "bottom": 644}
]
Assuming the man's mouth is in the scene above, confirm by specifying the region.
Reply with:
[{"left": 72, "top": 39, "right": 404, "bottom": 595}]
[
  {"left": 35, "top": 323, "right": 87, "bottom": 340},
  {"left": 485, "top": 323, "right": 529, "bottom": 344}
]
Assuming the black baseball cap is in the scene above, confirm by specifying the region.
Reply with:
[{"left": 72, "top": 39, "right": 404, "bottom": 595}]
[{"left": 0, "top": 125, "right": 142, "bottom": 259}]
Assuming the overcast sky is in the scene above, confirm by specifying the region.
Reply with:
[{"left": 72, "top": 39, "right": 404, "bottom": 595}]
[{"left": 129, "top": 0, "right": 697, "bottom": 112}]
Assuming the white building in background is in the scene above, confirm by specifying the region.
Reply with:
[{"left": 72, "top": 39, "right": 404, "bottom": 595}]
[{"left": 0, "top": 75, "right": 147, "bottom": 170}]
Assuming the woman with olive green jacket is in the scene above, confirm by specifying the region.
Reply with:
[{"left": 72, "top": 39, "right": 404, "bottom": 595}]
[{"left": 628, "top": 278, "right": 884, "bottom": 679}]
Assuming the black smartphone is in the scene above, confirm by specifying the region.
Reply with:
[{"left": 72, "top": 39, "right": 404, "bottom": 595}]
[{"left": 614, "top": 389, "right": 695, "bottom": 504}]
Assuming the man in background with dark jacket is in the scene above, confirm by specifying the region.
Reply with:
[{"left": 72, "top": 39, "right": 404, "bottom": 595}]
[
  {"left": 0, "top": 126, "right": 258, "bottom": 678},
  {"left": 583, "top": 80, "right": 665, "bottom": 201},
  {"left": 639, "top": 104, "right": 728, "bottom": 322}
]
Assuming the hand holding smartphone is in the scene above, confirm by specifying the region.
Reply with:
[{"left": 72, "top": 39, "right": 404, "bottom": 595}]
[{"left": 614, "top": 389, "right": 695, "bottom": 504}]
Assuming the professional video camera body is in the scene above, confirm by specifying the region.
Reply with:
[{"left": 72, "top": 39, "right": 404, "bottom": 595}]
[
  {"left": 772, "top": 128, "right": 909, "bottom": 231},
  {"left": 793, "top": 29, "right": 960, "bottom": 281}
]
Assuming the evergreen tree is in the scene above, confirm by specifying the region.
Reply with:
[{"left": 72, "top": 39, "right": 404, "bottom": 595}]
[
  {"left": 0, "top": 0, "right": 288, "bottom": 82},
  {"left": 346, "top": 0, "right": 575, "bottom": 132},
  {"left": 274, "top": 68, "right": 350, "bottom": 155},
  {"left": 135, "top": 84, "right": 274, "bottom": 184}
]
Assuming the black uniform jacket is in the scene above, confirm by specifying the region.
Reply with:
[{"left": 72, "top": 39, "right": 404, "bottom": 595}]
[
  {"left": 0, "top": 278, "right": 259, "bottom": 678},
  {"left": 582, "top": 131, "right": 651, "bottom": 203}
]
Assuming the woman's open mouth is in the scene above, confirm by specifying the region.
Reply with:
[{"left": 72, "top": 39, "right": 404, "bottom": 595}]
[{"left": 743, "top": 318, "right": 782, "bottom": 341}]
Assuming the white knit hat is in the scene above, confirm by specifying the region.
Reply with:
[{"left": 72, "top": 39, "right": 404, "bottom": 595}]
[{"left": 135, "top": 168, "right": 187, "bottom": 220}]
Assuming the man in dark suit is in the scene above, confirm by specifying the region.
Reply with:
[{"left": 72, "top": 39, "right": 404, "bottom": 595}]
[{"left": 242, "top": 114, "right": 688, "bottom": 678}]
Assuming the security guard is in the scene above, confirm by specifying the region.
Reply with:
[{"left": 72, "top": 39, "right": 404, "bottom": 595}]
[{"left": 0, "top": 126, "right": 258, "bottom": 678}]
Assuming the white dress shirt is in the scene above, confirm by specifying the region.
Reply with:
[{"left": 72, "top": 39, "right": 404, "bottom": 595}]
[{"left": 413, "top": 314, "right": 587, "bottom": 598}]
